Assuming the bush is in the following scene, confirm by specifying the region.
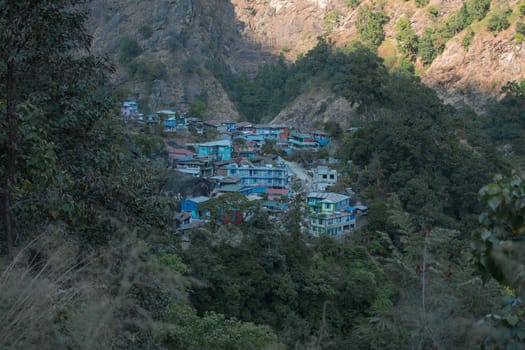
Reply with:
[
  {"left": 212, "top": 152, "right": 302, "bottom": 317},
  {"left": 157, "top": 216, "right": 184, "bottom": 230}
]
[
  {"left": 517, "top": 22, "right": 525, "bottom": 35},
  {"left": 516, "top": 22, "right": 525, "bottom": 43},
  {"left": 119, "top": 36, "right": 142, "bottom": 64},
  {"left": 444, "top": 4, "right": 472, "bottom": 38},
  {"left": 462, "top": 27, "right": 475, "bottom": 50},
  {"left": 515, "top": 32, "right": 525, "bottom": 44},
  {"left": 415, "top": 0, "right": 430, "bottom": 8},
  {"left": 418, "top": 28, "right": 437, "bottom": 65},
  {"left": 324, "top": 10, "right": 340, "bottom": 31},
  {"left": 127, "top": 57, "right": 167, "bottom": 81},
  {"left": 346, "top": 0, "right": 361, "bottom": 9},
  {"left": 356, "top": 4, "right": 390, "bottom": 47},
  {"left": 428, "top": 6, "right": 439, "bottom": 20},
  {"left": 395, "top": 17, "right": 419, "bottom": 58},
  {"left": 188, "top": 99, "right": 207, "bottom": 118},
  {"left": 466, "top": 0, "right": 491, "bottom": 21},
  {"left": 487, "top": 7, "right": 512, "bottom": 33}
]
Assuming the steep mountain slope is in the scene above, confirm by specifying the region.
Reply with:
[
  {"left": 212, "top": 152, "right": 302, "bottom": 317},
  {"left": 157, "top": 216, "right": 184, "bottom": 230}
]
[
  {"left": 231, "top": 0, "right": 525, "bottom": 110},
  {"left": 87, "top": 0, "right": 525, "bottom": 123},
  {"left": 87, "top": 0, "right": 275, "bottom": 117}
]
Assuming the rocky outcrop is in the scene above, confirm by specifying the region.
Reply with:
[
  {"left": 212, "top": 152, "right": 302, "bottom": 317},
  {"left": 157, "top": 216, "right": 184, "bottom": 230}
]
[
  {"left": 271, "top": 87, "right": 354, "bottom": 129},
  {"left": 422, "top": 27, "right": 525, "bottom": 111}
]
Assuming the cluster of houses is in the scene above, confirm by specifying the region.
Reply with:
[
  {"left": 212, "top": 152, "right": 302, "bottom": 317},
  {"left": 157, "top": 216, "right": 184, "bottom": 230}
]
[
  {"left": 123, "top": 101, "right": 367, "bottom": 238},
  {"left": 122, "top": 102, "right": 330, "bottom": 153}
]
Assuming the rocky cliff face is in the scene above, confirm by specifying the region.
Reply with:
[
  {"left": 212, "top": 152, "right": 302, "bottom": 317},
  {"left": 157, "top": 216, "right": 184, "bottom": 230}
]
[
  {"left": 271, "top": 86, "right": 354, "bottom": 128},
  {"left": 422, "top": 28, "right": 525, "bottom": 111},
  {"left": 87, "top": 0, "right": 525, "bottom": 125},
  {"left": 87, "top": 0, "right": 272, "bottom": 117}
]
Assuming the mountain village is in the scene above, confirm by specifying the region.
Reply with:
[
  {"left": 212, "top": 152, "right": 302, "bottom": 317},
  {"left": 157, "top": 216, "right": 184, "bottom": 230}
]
[{"left": 123, "top": 101, "right": 368, "bottom": 238}]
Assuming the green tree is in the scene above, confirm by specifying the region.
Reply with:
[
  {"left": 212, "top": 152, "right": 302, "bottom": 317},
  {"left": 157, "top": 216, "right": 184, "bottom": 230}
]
[
  {"left": 346, "top": 0, "right": 361, "bottom": 9},
  {"left": 188, "top": 99, "right": 207, "bottom": 118},
  {"left": 427, "top": 6, "right": 439, "bottom": 20},
  {"left": 415, "top": 0, "right": 429, "bottom": 8},
  {"left": 119, "top": 36, "right": 143, "bottom": 63},
  {"left": 324, "top": 121, "right": 344, "bottom": 140},
  {"left": 462, "top": 27, "right": 475, "bottom": 50},
  {"left": 395, "top": 17, "right": 419, "bottom": 59},
  {"left": 487, "top": 7, "right": 512, "bottom": 33},
  {"left": 0, "top": 0, "right": 112, "bottom": 257},
  {"left": 418, "top": 28, "right": 437, "bottom": 65},
  {"left": 158, "top": 303, "right": 277, "bottom": 349},
  {"left": 355, "top": 4, "right": 390, "bottom": 47},
  {"left": 466, "top": 0, "right": 491, "bottom": 21},
  {"left": 324, "top": 10, "right": 339, "bottom": 32}
]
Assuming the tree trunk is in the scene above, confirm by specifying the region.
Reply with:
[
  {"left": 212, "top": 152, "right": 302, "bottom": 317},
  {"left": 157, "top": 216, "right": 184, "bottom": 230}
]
[{"left": 2, "top": 57, "right": 17, "bottom": 259}]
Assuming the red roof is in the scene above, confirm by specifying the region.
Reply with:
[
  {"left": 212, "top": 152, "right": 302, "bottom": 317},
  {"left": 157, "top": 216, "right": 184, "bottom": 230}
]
[
  {"left": 168, "top": 148, "right": 194, "bottom": 155},
  {"left": 266, "top": 188, "right": 290, "bottom": 196}
]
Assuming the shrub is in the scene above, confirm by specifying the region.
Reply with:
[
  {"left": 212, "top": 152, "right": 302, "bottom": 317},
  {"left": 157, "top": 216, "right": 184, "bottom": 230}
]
[
  {"left": 516, "top": 22, "right": 525, "bottom": 43},
  {"left": 515, "top": 32, "right": 525, "bottom": 44},
  {"left": 395, "top": 17, "right": 419, "bottom": 58},
  {"left": 324, "top": 10, "right": 340, "bottom": 31},
  {"left": 487, "top": 7, "right": 512, "bottom": 33},
  {"left": 466, "top": 0, "right": 491, "bottom": 21},
  {"left": 119, "top": 36, "right": 142, "bottom": 63},
  {"left": 444, "top": 4, "right": 472, "bottom": 38},
  {"left": 127, "top": 57, "right": 167, "bottom": 81},
  {"left": 428, "top": 6, "right": 439, "bottom": 20},
  {"left": 346, "top": 0, "right": 361, "bottom": 9},
  {"left": 415, "top": 0, "right": 430, "bottom": 8},
  {"left": 462, "top": 27, "right": 475, "bottom": 50},
  {"left": 418, "top": 28, "right": 437, "bottom": 65},
  {"left": 356, "top": 4, "right": 390, "bottom": 47},
  {"left": 517, "top": 22, "right": 525, "bottom": 35}
]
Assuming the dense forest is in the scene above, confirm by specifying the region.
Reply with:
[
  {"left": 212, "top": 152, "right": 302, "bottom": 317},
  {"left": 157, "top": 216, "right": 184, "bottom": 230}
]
[{"left": 1, "top": 1, "right": 525, "bottom": 349}]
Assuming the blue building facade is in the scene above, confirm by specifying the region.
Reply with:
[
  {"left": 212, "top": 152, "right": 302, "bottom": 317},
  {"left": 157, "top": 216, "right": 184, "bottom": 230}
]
[
  {"left": 307, "top": 192, "right": 355, "bottom": 237},
  {"left": 197, "top": 140, "right": 232, "bottom": 161},
  {"left": 181, "top": 196, "right": 210, "bottom": 219},
  {"left": 122, "top": 101, "right": 139, "bottom": 118},
  {"left": 226, "top": 164, "right": 289, "bottom": 189}
]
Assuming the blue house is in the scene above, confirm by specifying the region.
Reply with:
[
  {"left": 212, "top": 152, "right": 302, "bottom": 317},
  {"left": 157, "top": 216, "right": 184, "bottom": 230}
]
[
  {"left": 122, "top": 101, "right": 139, "bottom": 118},
  {"left": 156, "top": 109, "right": 177, "bottom": 119},
  {"left": 157, "top": 110, "right": 187, "bottom": 131},
  {"left": 181, "top": 196, "right": 211, "bottom": 219},
  {"left": 311, "top": 130, "right": 330, "bottom": 147},
  {"left": 226, "top": 163, "right": 289, "bottom": 189},
  {"left": 222, "top": 120, "right": 237, "bottom": 132},
  {"left": 307, "top": 192, "right": 355, "bottom": 237},
  {"left": 197, "top": 140, "right": 232, "bottom": 161},
  {"left": 288, "top": 132, "right": 319, "bottom": 151}
]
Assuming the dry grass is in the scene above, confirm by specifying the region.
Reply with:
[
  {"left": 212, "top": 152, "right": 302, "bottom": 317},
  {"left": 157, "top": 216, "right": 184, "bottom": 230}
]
[{"left": 0, "top": 224, "right": 186, "bottom": 349}]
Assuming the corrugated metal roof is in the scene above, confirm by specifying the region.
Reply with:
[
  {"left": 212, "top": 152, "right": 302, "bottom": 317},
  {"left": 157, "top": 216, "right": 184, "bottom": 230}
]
[
  {"left": 307, "top": 192, "right": 349, "bottom": 203},
  {"left": 186, "top": 196, "right": 210, "bottom": 203}
]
